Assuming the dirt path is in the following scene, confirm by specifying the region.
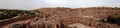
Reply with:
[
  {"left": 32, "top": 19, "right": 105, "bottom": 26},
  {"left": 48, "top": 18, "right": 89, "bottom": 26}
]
[
  {"left": 68, "top": 23, "right": 93, "bottom": 28},
  {"left": 0, "top": 16, "right": 36, "bottom": 27}
]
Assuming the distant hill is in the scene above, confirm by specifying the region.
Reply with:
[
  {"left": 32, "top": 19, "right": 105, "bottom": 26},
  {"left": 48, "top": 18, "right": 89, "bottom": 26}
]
[{"left": 0, "top": 9, "right": 35, "bottom": 20}]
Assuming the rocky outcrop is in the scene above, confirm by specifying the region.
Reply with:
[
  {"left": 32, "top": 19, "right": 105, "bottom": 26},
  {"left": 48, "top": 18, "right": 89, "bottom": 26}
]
[{"left": 0, "top": 7, "right": 120, "bottom": 28}]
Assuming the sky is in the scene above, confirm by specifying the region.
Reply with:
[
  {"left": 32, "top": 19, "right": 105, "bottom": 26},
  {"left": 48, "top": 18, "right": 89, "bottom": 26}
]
[{"left": 0, "top": 0, "right": 120, "bottom": 10}]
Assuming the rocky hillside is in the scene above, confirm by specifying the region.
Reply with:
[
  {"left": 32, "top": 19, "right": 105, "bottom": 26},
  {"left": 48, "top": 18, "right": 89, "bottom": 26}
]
[{"left": 0, "top": 7, "right": 120, "bottom": 28}]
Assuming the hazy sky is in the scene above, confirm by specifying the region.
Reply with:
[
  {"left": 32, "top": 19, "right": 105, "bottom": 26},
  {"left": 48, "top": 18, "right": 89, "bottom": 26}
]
[{"left": 0, "top": 0, "right": 120, "bottom": 10}]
